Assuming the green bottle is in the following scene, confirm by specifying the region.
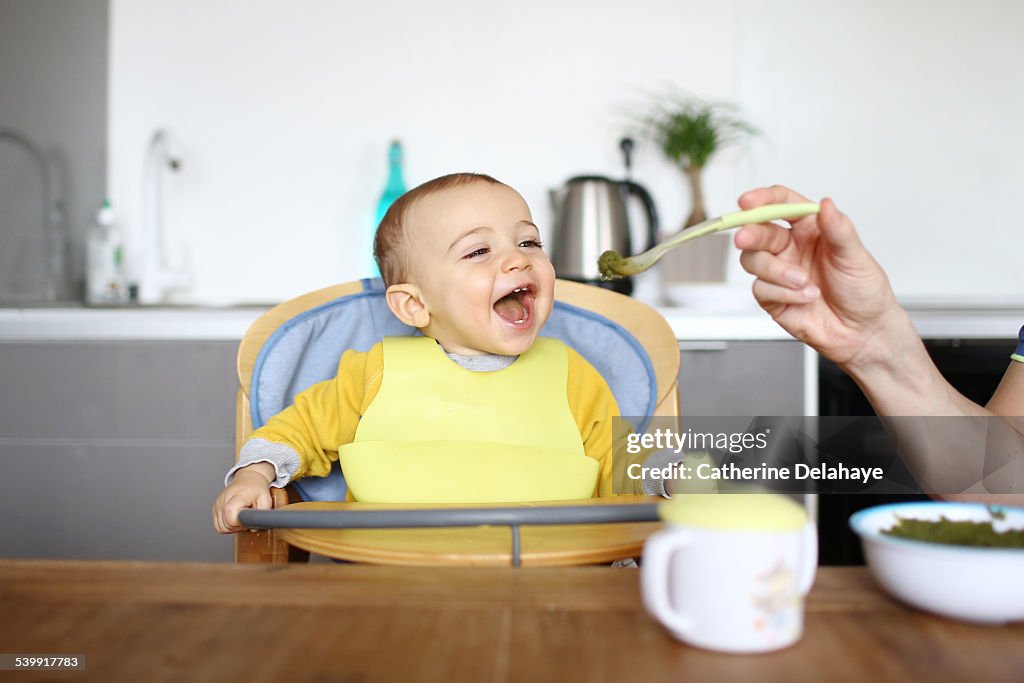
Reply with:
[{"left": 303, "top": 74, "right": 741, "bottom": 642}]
[{"left": 372, "top": 140, "right": 406, "bottom": 277}]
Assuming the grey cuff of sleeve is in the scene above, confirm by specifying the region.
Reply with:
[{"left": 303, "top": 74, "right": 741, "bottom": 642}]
[
  {"left": 225, "top": 438, "right": 301, "bottom": 488},
  {"left": 641, "top": 450, "right": 684, "bottom": 498}
]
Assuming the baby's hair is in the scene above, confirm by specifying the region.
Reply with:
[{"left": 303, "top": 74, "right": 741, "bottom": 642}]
[{"left": 374, "top": 172, "right": 505, "bottom": 287}]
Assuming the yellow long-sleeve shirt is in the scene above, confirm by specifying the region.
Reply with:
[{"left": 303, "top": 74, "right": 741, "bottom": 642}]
[{"left": 248, "top": 338, "right": 627, "bottom": 497}]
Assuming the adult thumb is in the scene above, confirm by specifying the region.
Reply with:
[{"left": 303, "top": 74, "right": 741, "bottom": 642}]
[{"left": 817, "top": 197, "right": 865, "bottom": 260}]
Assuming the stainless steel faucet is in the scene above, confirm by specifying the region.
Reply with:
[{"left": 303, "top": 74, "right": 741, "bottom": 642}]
[{"left": 137, "top": 128, "right": 190, "bottom": 304}]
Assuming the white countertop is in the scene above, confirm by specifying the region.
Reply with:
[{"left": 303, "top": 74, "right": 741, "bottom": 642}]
[
  {"left": 659, "top": 305, "right": 1024, "bottom": 342},
  {"left": 659, "top": 287, "right": 1024, "bottom": 341},
  {"left": 1, "top": 286, "right": 1021, "bottom": 341},
  {"left": 0, "top": 305, "right": 270, "bottom": 341}
]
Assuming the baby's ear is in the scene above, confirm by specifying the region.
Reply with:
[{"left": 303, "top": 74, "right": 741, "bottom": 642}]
[{"left": 385, "top": 283, "right": 430, "bottom": 328}]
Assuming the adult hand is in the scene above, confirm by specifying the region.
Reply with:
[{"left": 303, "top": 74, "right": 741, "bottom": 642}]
[{"left": 734, "top": 185, "right": 903, "bottom": 368}]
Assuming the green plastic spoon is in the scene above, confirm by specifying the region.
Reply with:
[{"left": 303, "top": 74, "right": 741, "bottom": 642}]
[{"left": 598, "top": 202, "right": 820, "bottom": 280}]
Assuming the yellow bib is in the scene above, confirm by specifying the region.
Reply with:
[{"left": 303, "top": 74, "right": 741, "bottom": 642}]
[{"left": 339, "top": 336, "right": 599, "bottom": 503}]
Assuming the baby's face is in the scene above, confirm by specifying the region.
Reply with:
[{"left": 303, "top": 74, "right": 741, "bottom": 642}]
[{"left": 404, "top": 181, "right": 555, "bottom": 356}]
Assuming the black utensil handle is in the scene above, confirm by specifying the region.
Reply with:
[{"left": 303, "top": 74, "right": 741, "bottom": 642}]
[
  {"left": 621, "top": 180, "right": 660, "bottom": 251},
  {"left": 620, "top": 137, "right": 635, "bottom": 176}
]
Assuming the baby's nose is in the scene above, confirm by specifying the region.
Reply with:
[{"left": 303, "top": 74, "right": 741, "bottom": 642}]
[{"left": 501, "top": 248, "right": 531, "bottom": 271}]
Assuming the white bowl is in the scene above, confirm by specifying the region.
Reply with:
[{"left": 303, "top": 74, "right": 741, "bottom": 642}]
[{"left": 849, "top": 502, "right": 1024, "bottom": 624}]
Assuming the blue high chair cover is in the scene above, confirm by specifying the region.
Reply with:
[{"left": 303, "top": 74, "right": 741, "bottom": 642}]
[{"left": 250, "top": 278, "right": 657, "bottom": 502}]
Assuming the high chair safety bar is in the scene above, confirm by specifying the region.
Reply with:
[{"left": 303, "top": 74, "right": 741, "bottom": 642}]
[{"left": 239, "top": 503, "right": 661, "bottom": 567}]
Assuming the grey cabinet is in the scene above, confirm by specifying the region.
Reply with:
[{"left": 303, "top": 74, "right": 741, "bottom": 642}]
[
  {"left": 0, "top": 337, "right": 809, "bottom": 561},
  {"left": 0, "top": 341, "right": 237, "bottom": 561},
  {"left": 677, "top": 340, "right": 806, "bottom": 417}
]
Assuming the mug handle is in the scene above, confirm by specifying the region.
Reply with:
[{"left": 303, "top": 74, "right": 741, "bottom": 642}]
[
  {"left": 641, "top": 529, "right": 695, "bottom": 637},
  {"left": 797, "top": 521, "right": 818, "bottom": 595}
]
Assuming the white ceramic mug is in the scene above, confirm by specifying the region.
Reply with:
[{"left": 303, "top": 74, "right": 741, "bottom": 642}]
[{"left": 641, "top": 494, "right": 817, "bottom": 653}]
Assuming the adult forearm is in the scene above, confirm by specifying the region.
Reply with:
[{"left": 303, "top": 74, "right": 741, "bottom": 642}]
[
  {"left": 875, "top": 413, "right": 1024, "bottom": 498},
  {"left": 836, "top": 308, "right": 1024, "bottom": 496},
  {"left": 839, "top": 307, "right": 984, "bottom": 418}
]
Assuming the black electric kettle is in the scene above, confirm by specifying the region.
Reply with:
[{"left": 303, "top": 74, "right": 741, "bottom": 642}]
[{"left": 549, "top": 139, "right": 659, "bottom": 295}]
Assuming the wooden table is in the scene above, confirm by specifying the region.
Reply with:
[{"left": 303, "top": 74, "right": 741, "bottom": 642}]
[
  {"left": 2, "top": 560, "right": 1022, "bottom": 682},
  {"left": 269, "top": 496, "right": 662, "bottom": 566}
]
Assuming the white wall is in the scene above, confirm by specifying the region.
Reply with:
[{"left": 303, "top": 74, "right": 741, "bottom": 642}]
[
  {"left": 110, "top": 0, "right": 1024, "bottom": 304},
  {"left": 735, "top": 0, "right": 1024, "bottom": 301},
  {"left": 109, "top": 0, "right": 737, "bottom": 303}
]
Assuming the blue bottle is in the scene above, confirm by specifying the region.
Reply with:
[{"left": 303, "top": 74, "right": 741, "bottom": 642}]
[{"left": 371, "top": 140, "right": 406, "bottom": 276}]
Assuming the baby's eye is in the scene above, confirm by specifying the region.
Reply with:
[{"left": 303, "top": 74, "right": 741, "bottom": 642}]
[
  {"left": 463, "top": 247, "right": 490, "bottom": 259},
  {"left": 519, "top": 239, "right": 543, "bottom": 249}
]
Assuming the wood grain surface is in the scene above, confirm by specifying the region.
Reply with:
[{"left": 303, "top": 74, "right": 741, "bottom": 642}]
[{"left": 2, "top": 561, "right": 1022, "bottom": 682}]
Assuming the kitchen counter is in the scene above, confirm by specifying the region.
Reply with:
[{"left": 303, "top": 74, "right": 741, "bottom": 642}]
[
  {"left": 1, "top": 286, "right": 1022, "bottom": 341},
  {"left": 0, "top": 305, "right": 271, "bottom": 341},
  {"left": 659, "top": 305, "right": 1024, "bottom": 341},
  {"left": 0, "top": 303, "right": 791, "bottom": 341},
  {"left": 653, "top": 285, "right": 1024, "bottom": 341}
]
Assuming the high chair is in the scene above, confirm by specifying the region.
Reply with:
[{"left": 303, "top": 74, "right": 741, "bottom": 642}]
[{"left": 234, "top": 278, "right": 679, "bottom": 564}]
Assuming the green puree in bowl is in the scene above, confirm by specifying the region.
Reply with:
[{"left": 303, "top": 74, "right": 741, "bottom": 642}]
[{"left": 883, "top": 516, "right": 1024, "bottom": 548}]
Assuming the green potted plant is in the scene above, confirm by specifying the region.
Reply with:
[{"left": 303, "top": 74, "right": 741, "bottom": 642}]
[
  {"left": 643, "top": 91, "right": 757, "bottom": 228},
  {"left": 634, "top": 91, "right": 757, "bottom": 284}
]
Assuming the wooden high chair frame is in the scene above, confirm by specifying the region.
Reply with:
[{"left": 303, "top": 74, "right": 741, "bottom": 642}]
[{"left": 234, "top": 279, "right": 680, "bottom": 563}]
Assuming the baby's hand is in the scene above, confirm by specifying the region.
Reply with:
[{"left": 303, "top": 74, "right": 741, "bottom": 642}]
[{"left": 211, "top": 463, "right": 275, "bottom": 534}]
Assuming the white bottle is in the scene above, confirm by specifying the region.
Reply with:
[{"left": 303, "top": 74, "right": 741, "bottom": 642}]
[{"left": 85, "top": 200, "right": 128, "bottom": 304}]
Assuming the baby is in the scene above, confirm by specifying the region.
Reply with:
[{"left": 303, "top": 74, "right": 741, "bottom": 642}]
[{"left": 212, "top": 172, "right": 628, "bottom": 533}]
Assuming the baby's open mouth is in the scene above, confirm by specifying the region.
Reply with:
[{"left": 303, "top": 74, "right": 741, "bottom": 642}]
[{"left": 493, "top": 285, "right": 535, "bottom": 325}]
